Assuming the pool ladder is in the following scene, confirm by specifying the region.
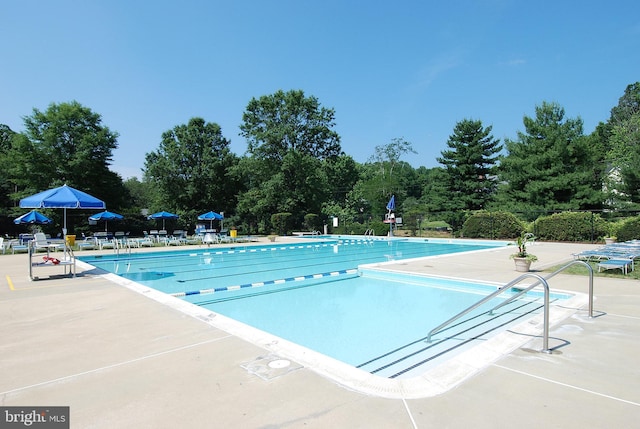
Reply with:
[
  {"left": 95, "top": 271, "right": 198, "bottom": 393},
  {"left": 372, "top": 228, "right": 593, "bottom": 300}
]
[
  {"left": 112, "top": 238, "right": 132, "bottom": 257},
  {"left": 426, "top": 260, "right": 594, "bottom": 354}
]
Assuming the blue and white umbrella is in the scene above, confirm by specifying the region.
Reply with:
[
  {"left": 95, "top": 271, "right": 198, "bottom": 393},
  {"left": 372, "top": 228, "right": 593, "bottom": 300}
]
[
  {"left": 89, "top": 210, "right": 124, "bottom": 232},
  {"left": 14, "top": 210, "right": 53, "bottom": 225}
]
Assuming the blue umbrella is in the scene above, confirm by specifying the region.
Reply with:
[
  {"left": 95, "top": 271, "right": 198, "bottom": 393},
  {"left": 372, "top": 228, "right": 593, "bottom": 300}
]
[
  {"left": 197, "top": 210, "right": 224, "bottom": 229},
  {"left": 386, "top": 195, "right": 396, "bottom": 237},
  {"left": 148, "top": 211, "right": 179, "bottom": 230},
  {"left": 14, "top": 210, "right": 53, "bottom": 225},
  {"left": 386, "top": 195, "right": 395, "bottom": 211},
  {"left": 89, "top": 210, "right": 124, "bottom": 232},
  {"left": 19, "top": 184, "right": 105, "bottom": 233}
]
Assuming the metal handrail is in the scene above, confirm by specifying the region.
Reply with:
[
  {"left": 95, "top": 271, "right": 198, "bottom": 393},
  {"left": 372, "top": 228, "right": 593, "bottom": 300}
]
[
  {"left": 427, "top": 273, "right": 550, "bottom": 350},
  {"left": 490, "top": 260, "right": 594, "bottom": 317},
  {"left": 426, "top": 260, "right": 595, "bottom": 353}
]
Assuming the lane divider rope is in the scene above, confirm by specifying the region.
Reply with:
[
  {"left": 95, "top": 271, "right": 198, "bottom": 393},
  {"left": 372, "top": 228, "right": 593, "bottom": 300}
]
[{"left": 171, "top": 268, "right": 358, "bottom": 297}]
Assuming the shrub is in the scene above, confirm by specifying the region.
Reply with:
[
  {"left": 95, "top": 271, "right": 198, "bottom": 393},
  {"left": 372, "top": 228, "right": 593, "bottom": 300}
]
[
  {"left": 270, "top": 212, "right": 292, "bottom": 235},
  {"left": 303, "top": 213, "right": 322, "bottom": 232},
  {"left": 369, "top": 220, "right": 388, "bottom": 236},
  {"left": 461, "top": 211, "right": 523, "bottom": 239},
  {"left": 535, "top": 212, "right": 607, "bottom": 242},
  {"left": 616, "top": 216, "right": 640, "bottom": 242}
]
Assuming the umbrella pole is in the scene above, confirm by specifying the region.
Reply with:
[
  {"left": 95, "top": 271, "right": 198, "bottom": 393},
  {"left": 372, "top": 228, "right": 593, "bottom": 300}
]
[{"left": 63, "top": 207, "right": 68, "bottom": 259}]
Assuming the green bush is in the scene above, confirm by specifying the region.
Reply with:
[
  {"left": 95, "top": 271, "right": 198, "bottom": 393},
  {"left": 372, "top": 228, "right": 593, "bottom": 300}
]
[
  {"left": 535, "top": 212, "right": 607, "bottom": 242},
  {"left": 369, "top": 220, "right": 388, "bottom": 236},
  {"left": 616, "top": 216, "right": 640, "bottom": 242},
  {"left": 270, "top": 212, "right": 292, "bottom": 235},
  {"left": 303, "top": 213, "right": 322, "bottom": 232},
  {"left": 461, "top": 211, "right": 523, "bottom": 239}
]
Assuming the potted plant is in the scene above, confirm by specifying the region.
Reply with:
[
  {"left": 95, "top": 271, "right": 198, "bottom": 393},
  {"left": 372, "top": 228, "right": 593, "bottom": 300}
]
[{"left": 510, "top": 232, "right": 538, "bottom": 272}]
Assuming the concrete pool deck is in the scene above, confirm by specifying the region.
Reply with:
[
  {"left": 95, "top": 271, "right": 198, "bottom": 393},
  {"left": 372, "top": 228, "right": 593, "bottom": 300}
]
[{"left": 1, "top": 238, "right": 639, "bottom": 428}]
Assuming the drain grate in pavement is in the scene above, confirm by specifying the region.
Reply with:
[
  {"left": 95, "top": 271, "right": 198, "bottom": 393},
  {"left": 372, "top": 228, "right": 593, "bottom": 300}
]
[{"left": 241, "top": 354, "right": 303, "bottom": 380}]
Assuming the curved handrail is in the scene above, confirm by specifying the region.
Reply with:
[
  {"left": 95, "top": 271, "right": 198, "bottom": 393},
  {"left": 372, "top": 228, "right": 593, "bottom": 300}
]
[
  {"left": 490, "top": 260, "right": 594, "bottom": 317},
  {"left": 427, "top": 273, "right": 552, "bottom": 353},
  {"left": 426, "top": 260, "right": 595, "bottom": 353}
]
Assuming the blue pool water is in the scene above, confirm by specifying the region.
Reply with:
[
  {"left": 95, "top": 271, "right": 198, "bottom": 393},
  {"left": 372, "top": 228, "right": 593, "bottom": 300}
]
[
  {"left": 78, "top": 237, "right": 503, "bottom": 295},
  {"left": 78, "top": 237, "right": 568, "bottom": 377}
]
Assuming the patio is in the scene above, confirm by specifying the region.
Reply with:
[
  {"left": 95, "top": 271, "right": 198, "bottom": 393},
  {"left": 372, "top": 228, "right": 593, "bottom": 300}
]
[{"left": 1, "top": 239, "right": 638, "bottom": 428}]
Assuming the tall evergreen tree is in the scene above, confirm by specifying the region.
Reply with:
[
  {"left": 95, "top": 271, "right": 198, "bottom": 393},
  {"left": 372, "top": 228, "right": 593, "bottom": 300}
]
[
  {"left": 436, "top": 119, "right": 502, "bottom": 211},
  {"left": 496, "top": 102, "right": 601, "bottom": 217}
]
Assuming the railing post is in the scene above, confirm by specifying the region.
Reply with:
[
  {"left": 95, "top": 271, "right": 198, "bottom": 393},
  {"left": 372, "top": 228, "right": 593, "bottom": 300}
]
[{"left": 541, "top": 276, "right": 551, "bottom": 353}]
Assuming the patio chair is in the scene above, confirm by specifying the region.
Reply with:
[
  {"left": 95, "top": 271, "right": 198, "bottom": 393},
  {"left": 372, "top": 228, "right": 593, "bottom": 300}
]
[
  {"left": 137, "top": 236, "right": 154, "bottom": 247},
  {"left": 167, "top": 235, "right": 185, "bottom": 246},
  {"left": 98, "top": 238, "right": 117, "bottom": 250},
  {"left": 202, "top": 233, "right": 220, "bottom": 245},
  {"left": 33, "top": 232, "right": 62, "bottom": 253},
  {"left": 78, "top": 237, "right": 97, "bottom": 250},
  {"left": 8, "top": 240, "right": 28, "bottom": 254}
]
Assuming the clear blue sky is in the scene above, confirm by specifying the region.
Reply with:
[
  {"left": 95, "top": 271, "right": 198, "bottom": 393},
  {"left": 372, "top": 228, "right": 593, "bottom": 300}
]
[{"left": 2, "top": 1, "right": 639, "bottom": 179}]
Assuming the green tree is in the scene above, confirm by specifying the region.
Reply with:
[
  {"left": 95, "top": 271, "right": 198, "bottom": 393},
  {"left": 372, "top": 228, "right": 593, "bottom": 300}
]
[
  {"left": 359, "top": 138, "right": 417, "bottom": 220},
  {"left": 418, "top": 167, "right": 450, "bottom": 212},
  {"left": 496, "top": 102, "right": 600, "bottom": 218},
  {"left": 10, "top": 101, "right": 127, "bottom": 209},
  {"left": 144, "top": 117, "right": 240, "bottom": 217},
  {"left": 240, "top": 89, "right": 341, "bottom": 170},
  {"left": 0, "top": 125, "right": 17, "bottom": 211},
  {"left": 436, "top": 119, "right": 502, "bottom": 211},
  {"left": 237, "top": 90, "right": 342, "bottom": 232},
  {"left": 323, "top": 154, "right": 361, "bottom": 204},
  {"left": 607, "top": 82, "right": 640, "bottom": 206}
]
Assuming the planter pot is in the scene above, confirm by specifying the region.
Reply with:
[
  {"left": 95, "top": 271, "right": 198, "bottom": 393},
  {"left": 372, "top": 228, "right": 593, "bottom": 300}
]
[{"left": 513, "top": 257, "right": 532, "bottom": 272}]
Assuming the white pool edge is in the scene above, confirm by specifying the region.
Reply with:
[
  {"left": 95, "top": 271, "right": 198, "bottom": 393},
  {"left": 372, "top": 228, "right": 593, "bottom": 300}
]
[{"left": 78, "top": 259, "right": 588, "bottom": 399}]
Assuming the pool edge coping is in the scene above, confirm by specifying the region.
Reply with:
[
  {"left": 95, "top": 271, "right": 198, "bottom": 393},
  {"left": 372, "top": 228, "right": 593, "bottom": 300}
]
[{"left": 81, "top": 259, "right": 589, "bottom": 399}]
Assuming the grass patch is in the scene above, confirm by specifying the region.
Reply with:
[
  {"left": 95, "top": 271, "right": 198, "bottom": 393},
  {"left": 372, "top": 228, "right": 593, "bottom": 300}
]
[{"left": 544, "top": 260, "right": 640, "bottom": 280}]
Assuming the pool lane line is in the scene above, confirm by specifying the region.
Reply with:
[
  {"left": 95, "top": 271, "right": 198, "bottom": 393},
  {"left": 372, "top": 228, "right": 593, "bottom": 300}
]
[{"left": 171, "top": 268, "right": 358, "bottom": 297}]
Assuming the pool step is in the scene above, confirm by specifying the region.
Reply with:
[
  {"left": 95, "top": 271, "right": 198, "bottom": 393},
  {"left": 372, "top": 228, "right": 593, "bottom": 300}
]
[{"left": 356, "top": 298, "right": 547, "bottom": 379}]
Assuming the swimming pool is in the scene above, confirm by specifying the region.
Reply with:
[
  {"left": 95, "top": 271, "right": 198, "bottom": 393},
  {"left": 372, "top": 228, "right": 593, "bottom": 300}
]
[
  {"left": 78, "top": 237, "right": 503, "bottom": 296},
  {"left": 77, "top": 237, "right": 582, "bottom": 397}
]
